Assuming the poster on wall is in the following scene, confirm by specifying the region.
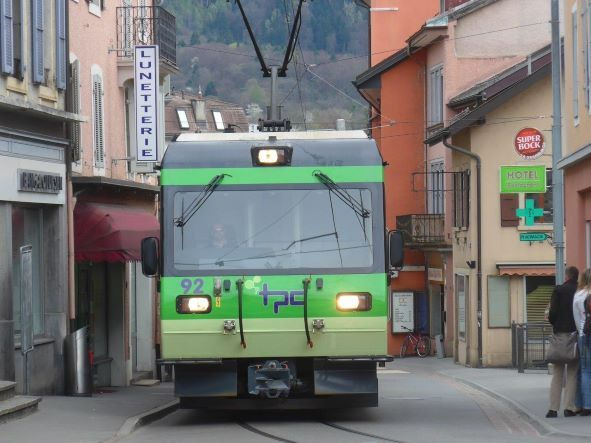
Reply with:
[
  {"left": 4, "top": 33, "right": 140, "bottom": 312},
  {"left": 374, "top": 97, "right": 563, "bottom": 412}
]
[{"left": 392, "top": 291, "right": 414, "bottom": 333}]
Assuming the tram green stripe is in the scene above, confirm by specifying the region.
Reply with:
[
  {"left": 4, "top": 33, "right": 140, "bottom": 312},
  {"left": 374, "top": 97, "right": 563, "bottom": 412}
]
[{"left": 160, "top": 166, "right": 384, "bottom": 186}]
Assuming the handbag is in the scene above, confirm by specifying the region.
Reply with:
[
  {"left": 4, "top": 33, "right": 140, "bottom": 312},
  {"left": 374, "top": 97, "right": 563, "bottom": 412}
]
[{"left": 546, "top": 332, "right": 579, "bottom": 363}]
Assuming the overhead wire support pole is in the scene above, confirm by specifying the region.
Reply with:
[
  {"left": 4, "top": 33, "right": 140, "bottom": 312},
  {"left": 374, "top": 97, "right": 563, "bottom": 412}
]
[
  {"left": 234, "top": 0, "right": 271, "bottom": 77},
  {"left": 279, "top": 0, "right": 305, "bottom": 77},
  {"left": 551, "top": 0, "right": 565, "bottom": 284}
]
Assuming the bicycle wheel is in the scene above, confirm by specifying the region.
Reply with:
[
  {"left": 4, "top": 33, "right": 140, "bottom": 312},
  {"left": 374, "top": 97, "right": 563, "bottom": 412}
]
[
  {"left": 416, "top": 336, "right": 430, "bottom": 357},
  {"left": 399, "top": 337, "right": 409, "bottom": 358}
]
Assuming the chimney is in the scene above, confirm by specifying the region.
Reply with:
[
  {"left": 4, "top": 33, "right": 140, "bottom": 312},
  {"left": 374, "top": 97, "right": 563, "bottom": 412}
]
[{"left": 191, "top": 98, "right": 206, "bottom": 121}]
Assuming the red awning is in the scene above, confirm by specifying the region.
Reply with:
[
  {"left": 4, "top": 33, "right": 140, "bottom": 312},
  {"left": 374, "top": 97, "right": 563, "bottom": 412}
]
[{"left": 74, "top": 202, "right": 159, "bottom": 262}]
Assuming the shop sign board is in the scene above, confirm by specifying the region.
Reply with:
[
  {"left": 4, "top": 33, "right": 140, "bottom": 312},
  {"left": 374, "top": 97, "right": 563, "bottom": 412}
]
[
  {"left": 499, "top": 165, "right": 546, "bottom": 193},
  {"left": 392, "top": 292, "right": 414, "bottom": 333},
  {"left": 519, "top": 232, "right": 548, "bottom": 242},
  {"left": 18, "top": 169, "right": 63, "bottom": 194},
  {"left": 134, "top": 45, "right": 159, "bottom": 162},
  {"left": 428, "top": 267, "right": 443, "bottom": 282},
  {"left": 514, "top": 127, "right": 545, "bottom": 160}
]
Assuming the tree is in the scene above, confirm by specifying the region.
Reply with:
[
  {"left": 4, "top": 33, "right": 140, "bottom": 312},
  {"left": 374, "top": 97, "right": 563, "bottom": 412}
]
[{"left": 204, "top": 81, "right": 218, "bottom": 97}]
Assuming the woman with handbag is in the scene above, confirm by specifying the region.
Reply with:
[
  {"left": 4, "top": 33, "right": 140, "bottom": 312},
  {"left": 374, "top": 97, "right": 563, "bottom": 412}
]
[
  {"left": 546, "top": 266, "right": 580, "bottom": 418},
  {"left": 573, "top": 268, "right": 591, "bottom": 416}
]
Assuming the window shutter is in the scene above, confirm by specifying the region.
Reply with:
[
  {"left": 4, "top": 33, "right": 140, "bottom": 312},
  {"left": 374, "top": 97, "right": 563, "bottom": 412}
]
[
  {"left": 31, "top": 0, "right": 44, "bottom": 84},
  {"left": 93, "top": 75, "right": 105, "bottom": 168},
  {"left": 500, "top": 193, "right": 519, "bottom": 227},
  {"left": 70, "top": 61, "right": 81, "bottom": 162},
  {"left": 55, "top": 0, "right": 66, "bottom": 89},
  {"left": 1, "top": 0, "right": 14, "bottom": 74}
]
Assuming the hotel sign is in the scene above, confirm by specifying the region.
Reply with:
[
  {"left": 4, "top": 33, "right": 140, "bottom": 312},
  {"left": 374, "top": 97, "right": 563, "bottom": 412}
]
[
  {"left": 499, "top": 165, "right": 546, "bottom": 193},
  {"left": 18, "top": 169, "right": 63, "bottom": 194},
  {"left": 134, "top": 46, "right": 159, "bottom": 162}
]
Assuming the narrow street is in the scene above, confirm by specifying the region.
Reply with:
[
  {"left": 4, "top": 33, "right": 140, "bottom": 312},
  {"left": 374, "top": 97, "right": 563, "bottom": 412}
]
[{"left": 119, "top": 359, "right": 587, "bottom": 443}]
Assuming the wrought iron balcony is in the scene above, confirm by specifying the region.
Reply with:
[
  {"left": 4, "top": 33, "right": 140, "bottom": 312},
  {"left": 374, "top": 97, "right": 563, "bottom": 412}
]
[
  {"left": 396, "top": 214, "right": 447, "bottom": 248},
  {"left": 116, "top": 6, "right": 177, "bottom": 68}
]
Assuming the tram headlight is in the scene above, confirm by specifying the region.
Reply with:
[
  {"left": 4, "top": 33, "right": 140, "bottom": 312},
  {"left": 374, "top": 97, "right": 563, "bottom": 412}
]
[
  {"left": 336, "top": 293, "right": 372, "bottom": 311},
  {"left": 251, "top": 146, "right": 293, "bottom": 166},
  {"left": 176, "top": 295, "right": 212, "bottom": 314}
]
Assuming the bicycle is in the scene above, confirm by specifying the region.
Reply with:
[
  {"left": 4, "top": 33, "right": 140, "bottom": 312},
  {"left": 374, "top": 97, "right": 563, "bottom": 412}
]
[{"left": 399, "top": 325, "right": 432, "bottom": 358}]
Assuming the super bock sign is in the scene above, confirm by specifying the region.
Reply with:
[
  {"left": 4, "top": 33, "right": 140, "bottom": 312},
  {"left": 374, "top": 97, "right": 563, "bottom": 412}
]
[{"left": 134, "top": 46, "right": 160, "bottom": 162}]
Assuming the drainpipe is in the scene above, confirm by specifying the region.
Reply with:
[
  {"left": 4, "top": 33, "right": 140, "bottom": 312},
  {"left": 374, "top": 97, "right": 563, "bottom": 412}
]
[
  {"left": 64, "top": 0, "right": 76, "bottom": 325},
  {"left": 443, "top": 136, "right": 482, "bottom": 368}
]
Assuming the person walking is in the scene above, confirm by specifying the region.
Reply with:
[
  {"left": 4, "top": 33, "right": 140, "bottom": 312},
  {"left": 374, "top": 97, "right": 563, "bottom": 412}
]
[
  {"left": 547, "top": 266, "right": 580, "bottom": 418},
  {"left": 573, "top": 268, "right": 591, "bottom": 416}
]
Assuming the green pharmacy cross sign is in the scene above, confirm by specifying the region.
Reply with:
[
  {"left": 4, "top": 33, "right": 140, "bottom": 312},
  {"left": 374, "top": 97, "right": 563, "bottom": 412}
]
[{"left": 516, "top": 199, "right": 544, "bottom": 226}]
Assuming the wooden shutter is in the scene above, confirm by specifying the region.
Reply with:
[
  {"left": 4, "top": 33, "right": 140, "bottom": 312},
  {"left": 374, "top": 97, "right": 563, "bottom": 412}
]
[
  {"left": 93, "top": 75, "right": 105, "bottom": 168},
  {"left": 70, "top": 61, "right": 81, "bottom": 161},
  {"left": 55, "top": 0, "right": 66, "bottom": 89},
  {"left": 31, "top": 0, "right": 44, "bottom": 84},
  {"left": 1, "top": 0, "right": 14, "bottom": 74},
  {"left": 500, "top": 193, "right": 519, "bottom": 227}
]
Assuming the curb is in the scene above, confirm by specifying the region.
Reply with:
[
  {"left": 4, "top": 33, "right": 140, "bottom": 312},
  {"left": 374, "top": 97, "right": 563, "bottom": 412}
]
[
  {"left": 106, "top": 399, "right": 179, "bottom": 442},
  {"left": 443, "top": 373, "right": 591, "bottom": 440}
]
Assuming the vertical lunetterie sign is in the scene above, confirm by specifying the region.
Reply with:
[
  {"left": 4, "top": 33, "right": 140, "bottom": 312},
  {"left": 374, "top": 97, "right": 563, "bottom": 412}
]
[{"left": 134, "top": 45, "right": 159, "bottom": 162}]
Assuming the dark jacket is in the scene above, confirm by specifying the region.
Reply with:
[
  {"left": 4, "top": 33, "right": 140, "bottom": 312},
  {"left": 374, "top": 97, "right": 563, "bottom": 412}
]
[{"left": 548, "top": 278, "right": 578, "bottom": 333}]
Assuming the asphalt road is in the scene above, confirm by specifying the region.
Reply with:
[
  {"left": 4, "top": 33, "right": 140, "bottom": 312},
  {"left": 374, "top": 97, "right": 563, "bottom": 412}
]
[{"left": 120, "top": 361, "right": 587, "bottom": 443}]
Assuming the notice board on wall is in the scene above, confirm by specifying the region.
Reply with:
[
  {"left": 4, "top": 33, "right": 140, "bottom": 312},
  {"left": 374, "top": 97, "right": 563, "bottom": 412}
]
[{"left": 392, "top": 291, "right": 414, "bottom": 333}]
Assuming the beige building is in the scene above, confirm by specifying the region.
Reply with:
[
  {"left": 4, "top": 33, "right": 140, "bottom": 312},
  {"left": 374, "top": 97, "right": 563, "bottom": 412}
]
[
  {"left": 428, "top": 46, "right": 555, "bottom": 367},
  {"left": 560, "top": 0, "right": 591, "bottom": 274}
]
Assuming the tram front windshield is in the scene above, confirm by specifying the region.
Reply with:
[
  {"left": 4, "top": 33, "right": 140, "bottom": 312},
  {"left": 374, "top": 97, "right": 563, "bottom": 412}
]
[{"left": 173, "top": 188, "right": 373, "bottom": 271}]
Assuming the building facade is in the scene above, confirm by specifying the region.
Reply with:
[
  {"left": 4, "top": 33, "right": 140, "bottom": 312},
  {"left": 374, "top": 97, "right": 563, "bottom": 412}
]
[
  {"left": 68, "top": 0, "right": 176, "bottom": 387},
  {"left": 356, "top": 0, "right": 554, "bottom": 364},
  {"left": 0, "top": 0, "right": 79, "bottom": 394},
  {"left": 561, "top": 0, "right": 591, "bottom": 274}
]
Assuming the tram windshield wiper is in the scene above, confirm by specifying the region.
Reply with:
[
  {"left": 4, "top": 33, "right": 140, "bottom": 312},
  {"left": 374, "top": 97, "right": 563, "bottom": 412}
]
[
  {"left": 283, "top": 231, "right": 337, "bottom": 251},
  {"left": 174, "top": 174, "right": 229, "bottom": 227},
  {"left": 313, "top": 171, "right": 370, "bottom": 219}
]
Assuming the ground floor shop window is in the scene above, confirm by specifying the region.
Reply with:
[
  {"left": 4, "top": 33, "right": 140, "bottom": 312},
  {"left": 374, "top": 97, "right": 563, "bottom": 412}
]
[
  {"left": 525, "top": 276, "right": 555, "bottom": 323},
  {"left": 12, "top": 206, "right": 44, "bottom": 335},
  {"left": 456, "top": 274, "right": 467, "bottom": 340},
  {"left": 488, "top": 276, "right": 510, "bottom": 328}
]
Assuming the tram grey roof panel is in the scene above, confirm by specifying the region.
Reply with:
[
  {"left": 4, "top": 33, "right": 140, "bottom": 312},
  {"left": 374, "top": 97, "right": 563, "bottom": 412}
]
[{"left": 162, "top": 137, "right": 383, "bottom": 168}]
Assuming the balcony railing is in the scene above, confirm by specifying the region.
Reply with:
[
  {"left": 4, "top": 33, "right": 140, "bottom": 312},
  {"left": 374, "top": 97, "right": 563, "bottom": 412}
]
[
  {"left": 116, "top": 6, "right": 177, "bottom": 67},
  {"left": 396, "top": 214, "right": 447, "bottom": 247}
]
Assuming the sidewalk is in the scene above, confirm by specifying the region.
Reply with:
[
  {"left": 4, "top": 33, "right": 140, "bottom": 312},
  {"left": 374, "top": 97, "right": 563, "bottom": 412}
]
[
  {"left": 391, "top": 357, "right": 591, "bottom": 439},
  {"left": 0, "top": 382, "right": 176, "bottom": 443}
]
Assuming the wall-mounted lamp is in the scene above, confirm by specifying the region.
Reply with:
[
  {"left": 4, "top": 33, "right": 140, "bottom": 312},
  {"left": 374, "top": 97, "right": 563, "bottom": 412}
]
[{"left": 466, "top": 260, "right": 476, "bottom": 269}]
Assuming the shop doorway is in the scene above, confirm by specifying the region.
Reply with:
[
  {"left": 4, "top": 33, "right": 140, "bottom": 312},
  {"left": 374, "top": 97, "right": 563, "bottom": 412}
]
[
  {"left": 525, "top": 276, "right": 555, "bottom": 323},
  {"left": 429, "top": 284, "right": 444, "bottom": 338},
  {"left": 129, "top": 263, "right": 154, "bottom": 377},
  {"left": 75, "top": 262, "right": 125, "bottom": 387}
]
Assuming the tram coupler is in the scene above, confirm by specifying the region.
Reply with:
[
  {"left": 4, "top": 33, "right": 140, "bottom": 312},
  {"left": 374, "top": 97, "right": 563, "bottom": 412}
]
[{"left": 247, "top": 360, "right": 293, "bottom": 398}]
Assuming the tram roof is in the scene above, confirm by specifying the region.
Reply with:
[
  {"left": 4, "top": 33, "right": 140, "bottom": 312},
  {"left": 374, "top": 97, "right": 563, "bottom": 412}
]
[{"left": 163, "top": 130, "right": 383, "bottom": 168}]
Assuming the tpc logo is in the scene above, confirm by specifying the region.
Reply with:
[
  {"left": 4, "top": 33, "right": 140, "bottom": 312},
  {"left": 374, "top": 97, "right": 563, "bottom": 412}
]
[{"left": 258, "top": 283, "right": 304, "bottom": 314}]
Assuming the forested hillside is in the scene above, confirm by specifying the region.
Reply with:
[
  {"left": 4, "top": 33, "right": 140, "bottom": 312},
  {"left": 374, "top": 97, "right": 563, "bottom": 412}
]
[{"left": 165, "top": 0, "right": 370, "bottom": 129}]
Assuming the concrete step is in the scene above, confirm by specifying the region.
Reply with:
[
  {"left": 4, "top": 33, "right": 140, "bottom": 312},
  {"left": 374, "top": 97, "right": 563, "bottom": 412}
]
[
  {"left": 0, "top": 395, "right": 41, "bottom": 423},
  {"left": 130, "top": 371, "right": 153, "bottom": 384},
  {"left": 0, "top": 381, "right": 16, "bottom": 402}
]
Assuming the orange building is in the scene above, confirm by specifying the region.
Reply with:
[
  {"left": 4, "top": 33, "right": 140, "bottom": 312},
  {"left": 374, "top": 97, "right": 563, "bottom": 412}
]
[{"left": 356, "top": 1, "right": 441, "bottom": 356}]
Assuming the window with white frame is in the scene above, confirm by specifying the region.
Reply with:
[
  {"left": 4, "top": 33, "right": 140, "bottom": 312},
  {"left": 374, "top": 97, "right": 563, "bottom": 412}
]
[
  {"left": 428, "top": 160, "right": 444, "bottom": 214},
  {"left": 177, "top": 109, "right": 190, "bottom": 129},
  {"left": 1, "top": 0, "right": 24, "bottom": 78},
  {"left": 92, "top": 73, "right": 105, "bottom": 168},
  {"left": 573, "top": 4, "right": 580, "bottom": 123},
  {"left": 428, "top": 65, "right": 444, "bottom": 127},
  {"left": 212, "top": 111, "right": 225, "bottom": 131},
  {"left": 456, "top": 274, "right": 467, "bottom": 340}
]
